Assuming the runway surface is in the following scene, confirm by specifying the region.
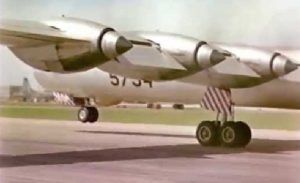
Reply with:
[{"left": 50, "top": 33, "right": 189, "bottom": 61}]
[{"left": 0, "top": 117, "right": 300, "bottom": 183}]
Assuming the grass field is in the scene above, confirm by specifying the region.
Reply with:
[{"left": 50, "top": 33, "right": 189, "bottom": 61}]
[{"left": 0, "top": 104, "right": 300, "bottom": 131}]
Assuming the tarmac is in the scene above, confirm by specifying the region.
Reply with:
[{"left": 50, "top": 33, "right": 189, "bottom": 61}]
[{"left": 0, "top": 117, "right": 300, "bottom": 183}]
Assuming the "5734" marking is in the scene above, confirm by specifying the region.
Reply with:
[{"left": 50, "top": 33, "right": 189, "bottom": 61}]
[{"left": 109, "top": 74, "right": 153, "bottom": 88}]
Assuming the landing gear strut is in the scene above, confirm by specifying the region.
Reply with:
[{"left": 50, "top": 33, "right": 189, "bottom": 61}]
[{"left": 78, "top": 106, "right": 99, "bottom": 123}]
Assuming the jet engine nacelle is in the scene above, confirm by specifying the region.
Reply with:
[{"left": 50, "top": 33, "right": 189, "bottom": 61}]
[
  {"left": 218, "top": 44, "right": 298, "bottom": 78},
  {"left": 138, "top": 32, "right": 230, "bottom": 72},
  {"left": 10, "top": 17, "right": 132, "bottom": 73}
]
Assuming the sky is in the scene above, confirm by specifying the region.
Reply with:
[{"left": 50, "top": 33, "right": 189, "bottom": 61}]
[{"left": 1, "top": 0, "right": 300, "bottom": 88}]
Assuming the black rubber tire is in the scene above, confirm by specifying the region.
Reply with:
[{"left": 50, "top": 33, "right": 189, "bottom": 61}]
[
  {"left": 220, "top": 122, "right": 241, "bottom": 147},
  {"left": 88, "top": 107, "right": 99, "bottom": 123},
  {"left": 235, "top": 121, "right": 252, "bottom": 147},
  {"left": 78, "top": 107, "right": 90, "bottom": 123},
  {"left": 196, "top": 121, "right": 219, "bottom": 146}
]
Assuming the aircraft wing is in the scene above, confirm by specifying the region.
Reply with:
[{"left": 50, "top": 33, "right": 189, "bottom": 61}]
[
  {"left": 0, "top": 18, "right": 238, "bottom": 81},
  {"left": 1, "top": 18, "right": 298, "bottom": 86},
  {"left": 0, "top": 18, "right": 139, "bottom": 73},
  {"left": 0, "top": 18, "right": 188, "bottom": 73},
  {"left": 0, "top": 19, "right": 89, "bottom": 47}
]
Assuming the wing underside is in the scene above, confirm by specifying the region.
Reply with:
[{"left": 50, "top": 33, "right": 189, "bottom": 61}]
[
  {"left": 0, "top": 19, "right": 87, "bottom": 47},
  {"left": 0, "top": 19, "right": 186, "bottom": 72}
]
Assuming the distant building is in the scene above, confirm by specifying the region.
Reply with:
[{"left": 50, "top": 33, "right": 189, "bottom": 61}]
[{"left": 0, "top": 77, "right": 54, "bottom": 103}]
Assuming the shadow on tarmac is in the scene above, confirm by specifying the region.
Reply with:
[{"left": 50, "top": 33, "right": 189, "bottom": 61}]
[
  {"left": 77, "top": 130, "right": 300, "bottom": 154},
  {"left": 78, "top": 130, "right": 195, "bottom": 139},
  {"left": 0, "top": 136, "right": 300, "bottom": 168}
]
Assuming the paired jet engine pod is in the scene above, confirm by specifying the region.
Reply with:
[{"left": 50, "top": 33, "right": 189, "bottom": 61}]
[
  {"left": 42, "top": 18, "right": 133, "bottom": 72},
  {"left": 11, "top": 17, "right": 133, "bottom": 73},
  {"left": 217, "top": 44, "right": 298, "bottom": 78},
  {"left": 137, "top": 32, "right": 233, "bottom": 72}
]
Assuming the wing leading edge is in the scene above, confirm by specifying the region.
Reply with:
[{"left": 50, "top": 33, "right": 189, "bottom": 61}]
[{"left": 0, "top": 19, "right": 90, "bottom": 47}]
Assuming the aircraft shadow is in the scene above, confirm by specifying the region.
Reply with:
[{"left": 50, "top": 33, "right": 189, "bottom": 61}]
[
  {"left": 78, "top": 130, "right": 300, "bottom": 153},
  {"left": 78, "top": 130, "right": 195, "bottom": 139},
  {"left": 0, "top": 131, "right": 299, "bottom": 168}
]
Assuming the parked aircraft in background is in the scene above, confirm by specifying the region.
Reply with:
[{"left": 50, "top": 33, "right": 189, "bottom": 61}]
[
  {"left": 0, "top": 77, "right": 53, "bottom": 102},
  {"left": 21, "top": 77, "right": 53, "bottom": 102},
  {"left": 1, "top": 17, "right": 300, "bottom": 148}
]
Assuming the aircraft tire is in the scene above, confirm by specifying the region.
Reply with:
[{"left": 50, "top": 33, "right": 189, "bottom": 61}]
[
  {"left": 88, "top": 107, "right": 99, "bottom": 123},
  {"left": 196, "top": 121, "right": 219, "bottom": 146},
  {"left": 220, "top": 122, "right": 241, "bottom": 147},
  {"left": 235, "top": 121, "right": 252, "bottom": 147},
  {"left": 220, "top": 122, "right": 252, "bottom": 147}
]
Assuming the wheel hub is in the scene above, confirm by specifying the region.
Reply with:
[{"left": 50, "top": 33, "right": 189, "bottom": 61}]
[
  {"left": 79, "top": 109, "right": 87, "bottom": 120},
  {"left": 198, "top": 126, "right": 212, "bottom": 142},
  {"left": 221, "top": 127, "right": 235, "bottom": 143}
]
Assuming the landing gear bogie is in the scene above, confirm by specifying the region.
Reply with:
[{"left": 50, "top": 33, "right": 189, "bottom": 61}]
[{"left": 196, "top": 120, "right": 252, "bottom": 148}]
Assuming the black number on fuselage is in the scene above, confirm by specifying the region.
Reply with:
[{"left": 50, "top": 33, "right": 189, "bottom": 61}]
[
  {"left": 122, "top": 77, "right": 127, "bottom": 87},
  {"left": 109, "top": 74, "right": 119, "bottom": 86},
  {"left": 143, "top": 80, "right": 153, "bottom": 88},
  {"left": 109, "top": 74, "right": 153, "bottom": 88},
  {"left": 132, "top": 80, "right": 142, "bottom": 87}
]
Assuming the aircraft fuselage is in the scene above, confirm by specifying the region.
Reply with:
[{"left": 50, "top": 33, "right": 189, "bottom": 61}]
[{"left": 34, "top": 66, "right": 300, "bottom": 109}]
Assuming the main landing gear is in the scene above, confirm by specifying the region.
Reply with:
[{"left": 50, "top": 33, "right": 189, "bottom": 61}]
[
  {"left": 196, "top": 119, "right": 252, "bottom": 148},
  {"left": 198, "top": 87, "right": 252, "bottom": 148},
  {"left": 78, "top": 106, "right": 99, "bottom": 123}
]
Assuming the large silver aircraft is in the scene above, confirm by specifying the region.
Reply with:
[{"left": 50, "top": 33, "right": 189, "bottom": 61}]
[{"left": 1, "top": 17, "right": 300, "bottom": 148}]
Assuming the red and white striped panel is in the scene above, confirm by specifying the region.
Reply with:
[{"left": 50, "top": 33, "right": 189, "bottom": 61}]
[
  {"left": 200, "top": 87, "right": 233, "bottom": 116},
  {"left": 53, "top": 92, "right": 75, "bottom": 106}
]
